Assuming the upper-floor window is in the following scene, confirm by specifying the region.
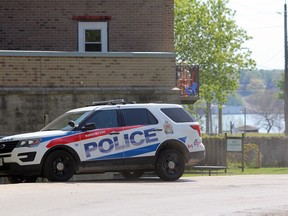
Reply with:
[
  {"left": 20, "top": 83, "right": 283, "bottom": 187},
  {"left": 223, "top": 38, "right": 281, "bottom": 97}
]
[{"left": 78, "top": 22, "right": 108, "bottom": 52}]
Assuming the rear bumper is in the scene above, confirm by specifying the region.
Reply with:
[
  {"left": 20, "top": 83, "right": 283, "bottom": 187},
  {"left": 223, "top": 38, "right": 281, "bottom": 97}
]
[{"left": 187, "top": 151, "right": 205, "bottom": 166}]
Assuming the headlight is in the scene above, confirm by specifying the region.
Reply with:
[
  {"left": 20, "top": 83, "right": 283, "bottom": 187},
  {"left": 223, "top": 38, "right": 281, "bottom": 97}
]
[{"left": 17, "top": 139, "right": 42, "bottom": 148}]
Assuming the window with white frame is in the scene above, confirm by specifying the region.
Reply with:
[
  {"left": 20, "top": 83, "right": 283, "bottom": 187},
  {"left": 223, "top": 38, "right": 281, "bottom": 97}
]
[{"left": 78, "top": 22, "right": 108, "bottom": 52}]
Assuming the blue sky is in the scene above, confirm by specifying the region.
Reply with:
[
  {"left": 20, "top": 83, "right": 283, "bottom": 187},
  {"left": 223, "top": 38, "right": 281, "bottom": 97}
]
[{"left": 228, "top": 0, "right": 284, "bottom": 70}]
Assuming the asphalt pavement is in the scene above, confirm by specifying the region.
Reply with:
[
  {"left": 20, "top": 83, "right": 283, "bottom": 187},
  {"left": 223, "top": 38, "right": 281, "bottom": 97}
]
[{"left": 1, "top": 174, "right": 288, "bottom": 216}]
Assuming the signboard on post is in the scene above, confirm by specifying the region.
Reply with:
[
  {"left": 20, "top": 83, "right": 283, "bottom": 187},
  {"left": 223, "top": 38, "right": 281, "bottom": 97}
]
[
  {"left": 227, "top": 137, "right": 242, "bottom": 152},
  {"left": 225, "top": 133, "right": 245, "bottom": 172}
]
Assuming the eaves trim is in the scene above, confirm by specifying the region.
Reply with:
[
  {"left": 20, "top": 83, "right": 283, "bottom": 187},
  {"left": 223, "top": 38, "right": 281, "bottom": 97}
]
[{"left": 0, "top": 51, "right": 175, "bottom": 58}]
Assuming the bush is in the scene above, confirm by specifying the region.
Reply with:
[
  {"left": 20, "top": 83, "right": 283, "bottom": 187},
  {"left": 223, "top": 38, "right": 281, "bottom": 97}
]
[
  {"left": 244, "top": 143, "right": 262, "bottom": 168},
  {"left": 227, "top": 143, "right": 262, "bottom": 168}
]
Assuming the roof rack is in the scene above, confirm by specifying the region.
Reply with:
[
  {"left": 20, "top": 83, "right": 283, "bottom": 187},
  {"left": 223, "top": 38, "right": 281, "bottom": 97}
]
[{"left": 91, "top": 99, "right": 126, "bottom": 106}]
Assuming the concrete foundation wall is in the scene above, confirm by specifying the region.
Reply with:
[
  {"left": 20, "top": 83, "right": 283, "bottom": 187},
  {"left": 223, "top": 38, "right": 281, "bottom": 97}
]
[{"left": 0, "top": 87, "right": 179, "bottom": 135}]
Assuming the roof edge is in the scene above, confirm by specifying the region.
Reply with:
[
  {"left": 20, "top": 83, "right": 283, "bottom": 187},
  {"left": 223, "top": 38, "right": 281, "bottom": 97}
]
[{"left": 0, "top": 50, "right": 175, "bottom": 58}]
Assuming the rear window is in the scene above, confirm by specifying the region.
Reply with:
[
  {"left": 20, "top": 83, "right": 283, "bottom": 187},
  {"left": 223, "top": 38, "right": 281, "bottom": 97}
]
[
  {"left": 122, "top": 108, "right": 158, "bottom": 126},
  {"left": 161, "top": 108, "right": 194, "bottom": 123}
]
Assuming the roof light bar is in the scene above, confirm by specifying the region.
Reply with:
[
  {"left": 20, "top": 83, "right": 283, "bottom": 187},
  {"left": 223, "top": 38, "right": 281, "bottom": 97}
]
[{"left": 91, "top": 99, "right": 126, "bottom": 106}]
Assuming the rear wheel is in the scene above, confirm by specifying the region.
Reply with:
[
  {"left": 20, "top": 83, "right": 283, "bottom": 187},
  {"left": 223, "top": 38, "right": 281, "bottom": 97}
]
[
  {"left": 120, "top": 171, "right": 144, "bottom": 180},
  {"left": 155, "top": 149, "right": 185, "bottom": 181},
  {"left": 7, "top": 175, "right": 37, "bottom": 184},
  {"left": 43, "top": 150, "right": 75, "bottom": 182}
]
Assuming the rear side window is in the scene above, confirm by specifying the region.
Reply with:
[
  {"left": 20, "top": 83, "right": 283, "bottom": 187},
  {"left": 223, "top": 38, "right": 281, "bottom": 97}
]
[
  {"left": 122, "top": 108, "right": 158, "bottom": 126},
  {"left": 161, "top": 108, "right": 194, "bottom": 123}
]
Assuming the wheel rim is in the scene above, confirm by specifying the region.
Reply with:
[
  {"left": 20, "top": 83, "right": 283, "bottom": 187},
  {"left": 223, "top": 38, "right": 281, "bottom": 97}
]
[
  {"left": 163, "top": 153, "right": 181, "bottom": 175},
  {"left": 52, "top": 155, "right": 70, "bottom": 177}
]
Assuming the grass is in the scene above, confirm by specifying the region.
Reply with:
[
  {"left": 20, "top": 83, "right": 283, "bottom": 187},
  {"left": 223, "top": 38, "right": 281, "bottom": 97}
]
[
  {"left": 184, "top": 167, "right": 288, "bottom": 176},
  {"left": 228, "top": 167, "right": 288, "bottom": 175}
]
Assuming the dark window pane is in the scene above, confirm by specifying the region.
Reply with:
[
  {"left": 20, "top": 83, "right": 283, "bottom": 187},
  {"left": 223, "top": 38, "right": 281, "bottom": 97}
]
[
  {"left": 86, "top": 110, "right": 118, "bottom": 129},
  {"left": 147, "top": 111, "right": 158, "bottom": 124},
  {"left": 85, "top": 30, "right": 101, "bottom": 42},
  {"left": 122, "top": 109, "right": 158, "bottom": 126},
  {"left": 161, "top": 108, "right": 194, "bottom": 123},
  {"left": 85, "top": 44, "right": 101, "bottom": 52}
]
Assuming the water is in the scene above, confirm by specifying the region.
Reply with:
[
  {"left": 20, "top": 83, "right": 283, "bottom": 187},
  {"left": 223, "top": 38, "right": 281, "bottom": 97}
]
[{"left": 200, "top": 114, "right": 285, "bottom": 134}]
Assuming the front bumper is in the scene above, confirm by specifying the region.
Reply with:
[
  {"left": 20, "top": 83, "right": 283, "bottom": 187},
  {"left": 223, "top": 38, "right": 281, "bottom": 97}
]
[
  {"left": 0, "top": 139, "right": 41, "bottom": 176},
  {"left": 0, "top": 162, "right": 41, "bottom": 177}
]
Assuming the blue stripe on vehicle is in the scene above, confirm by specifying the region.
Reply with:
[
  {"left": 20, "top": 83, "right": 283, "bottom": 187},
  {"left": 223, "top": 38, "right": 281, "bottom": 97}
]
[
  {"left": 178, "top": 137, "right": 187, "bottom": 143},
  {"left": 124, "top": 143, "right": 159, "bottom": 157},
  {"left": 41, "top": 136, "right": 63, "bottom": 143},
  {"left": 88, "top": 143, "right": 160, "bottom": 161},
  {"left": 40, "top": 132, "right": 79, "bottom": 143}
]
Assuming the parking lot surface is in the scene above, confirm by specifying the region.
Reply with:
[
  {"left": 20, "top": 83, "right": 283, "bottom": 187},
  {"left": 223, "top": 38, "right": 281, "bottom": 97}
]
[{"left": 1, "top": 174, "right": 288, "bottom": 216}]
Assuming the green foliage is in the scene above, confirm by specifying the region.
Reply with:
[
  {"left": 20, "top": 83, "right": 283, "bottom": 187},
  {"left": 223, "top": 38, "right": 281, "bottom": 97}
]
[
  {"left": 243, "top": 143, "right": 262, "bottom": 168},
  {"left": 227, "top": 144, "right": 261, "bottom": 169},
  {"left": 276, "top": 73, "right": 284, "bottom": 99},
  {"left": 174, "top": 0, "right": 256, "bottom": 105}
]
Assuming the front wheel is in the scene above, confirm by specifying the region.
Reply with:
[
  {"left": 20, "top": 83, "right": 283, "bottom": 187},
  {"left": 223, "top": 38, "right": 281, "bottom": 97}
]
[
  {"left": 155, "top": 149, "right": 185, "bottom": 181},
  {"left": 43, "top": 150, "right": 75, "bottom": 182}
]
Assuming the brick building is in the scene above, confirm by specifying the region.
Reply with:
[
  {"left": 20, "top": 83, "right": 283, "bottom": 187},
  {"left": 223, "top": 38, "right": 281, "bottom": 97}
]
[{"left": 0, "top": 0, "right": 178, "bottom": 135}]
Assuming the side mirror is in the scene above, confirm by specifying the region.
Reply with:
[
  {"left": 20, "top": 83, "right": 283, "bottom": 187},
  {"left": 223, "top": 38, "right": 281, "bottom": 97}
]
[
  {"left": 68, "top": 120, "right": 77, "bottom": 128},
  {"left": 81, "top": 123, "right": 96, "bottom": 131}
]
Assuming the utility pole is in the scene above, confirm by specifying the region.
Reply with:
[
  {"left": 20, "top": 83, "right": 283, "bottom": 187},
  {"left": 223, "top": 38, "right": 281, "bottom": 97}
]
[{"left": 284, "top": 2, "right": 288, "bottom": 135}]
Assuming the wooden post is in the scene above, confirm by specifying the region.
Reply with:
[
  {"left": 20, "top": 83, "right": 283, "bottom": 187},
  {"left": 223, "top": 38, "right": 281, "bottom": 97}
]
[{"left": 241, "top": 133, "right": 245, "bottom": 172}]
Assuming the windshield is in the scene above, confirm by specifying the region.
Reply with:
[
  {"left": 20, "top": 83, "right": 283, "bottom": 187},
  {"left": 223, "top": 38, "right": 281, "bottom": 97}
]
[{"left": 41, "top": 111, "right": 93, "bottom": 131}]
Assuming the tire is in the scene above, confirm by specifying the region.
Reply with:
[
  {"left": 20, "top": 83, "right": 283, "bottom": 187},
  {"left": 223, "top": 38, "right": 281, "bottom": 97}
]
[
  {"left": 43, "top": 150, "right": 75, "bottom": 182},
  {"left": 155, "top": 149, "right": 185, "bottom": 181},
  {"left": 7, "top": 176, "right": 37, "bottom": 184},
  {"left": 120, "top": 171, "right": 144, "bottom": 180}
]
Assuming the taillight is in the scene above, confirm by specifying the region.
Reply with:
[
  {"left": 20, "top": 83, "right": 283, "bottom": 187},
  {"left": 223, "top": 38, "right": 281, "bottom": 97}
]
[{"left": 190, "top": 125, "right": 201, "bottom": 136}]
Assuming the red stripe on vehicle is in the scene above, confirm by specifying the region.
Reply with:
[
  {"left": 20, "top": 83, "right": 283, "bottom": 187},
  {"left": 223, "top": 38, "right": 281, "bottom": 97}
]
[{"left": 46, "top": 125, "right": 142, "bottom": 148}]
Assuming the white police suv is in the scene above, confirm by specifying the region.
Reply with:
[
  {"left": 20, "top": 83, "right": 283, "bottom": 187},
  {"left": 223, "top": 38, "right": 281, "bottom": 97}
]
[{"left": 0, "top": 99, "right": 205, "bottom": 183}]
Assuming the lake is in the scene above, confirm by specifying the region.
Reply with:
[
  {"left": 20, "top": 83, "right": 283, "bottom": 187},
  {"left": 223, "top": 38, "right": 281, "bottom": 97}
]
[{"left": 200, "top": 114, "right": 285, "bottom": 134}]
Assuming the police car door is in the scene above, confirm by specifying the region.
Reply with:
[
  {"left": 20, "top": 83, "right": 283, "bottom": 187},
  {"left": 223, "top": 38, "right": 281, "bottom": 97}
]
[
  {"left": 120, "top": 108, "right": 167, "bottom": 169},
  {"left": 79, "top": 108, "right": 125, "bottom": 171}
]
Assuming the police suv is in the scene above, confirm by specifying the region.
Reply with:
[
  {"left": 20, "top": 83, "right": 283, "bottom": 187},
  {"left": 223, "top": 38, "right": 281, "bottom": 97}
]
[{"left": 0, "top": 99, "right": 205, "bottom": 183}]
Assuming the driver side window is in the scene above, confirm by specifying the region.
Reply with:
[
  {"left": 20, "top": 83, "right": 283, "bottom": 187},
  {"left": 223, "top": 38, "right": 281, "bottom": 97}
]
[{"left": 86, "top": 110, "right": 118, "bottom": 129}]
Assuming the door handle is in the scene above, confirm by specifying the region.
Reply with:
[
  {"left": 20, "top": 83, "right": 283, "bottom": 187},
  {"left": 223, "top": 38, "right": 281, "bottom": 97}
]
[
  {"left": 153, "top": 128, "right": 163, "bottom": 132},
  {"left": 110, "top": 132, "right": 120, "bottom": 135}
]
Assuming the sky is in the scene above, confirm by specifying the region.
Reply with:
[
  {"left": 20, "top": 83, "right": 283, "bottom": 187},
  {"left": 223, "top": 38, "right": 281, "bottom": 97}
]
[{"left": 228, "top": 0, "right": 284, "bottom": 70}]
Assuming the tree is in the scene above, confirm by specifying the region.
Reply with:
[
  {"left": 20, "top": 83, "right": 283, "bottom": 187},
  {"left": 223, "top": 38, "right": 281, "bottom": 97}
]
[
  {"left": 276, "top": 73, "right": 284, "bottom": 99},
  {"left": 174, "top": 0, "right": 255, "bottom": 133},
  {"left": 240, "top": 70, "right": 252, "bottom": 88},
  {"left": 246, "top": 92, "right": 284, "bottom": 133}
]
